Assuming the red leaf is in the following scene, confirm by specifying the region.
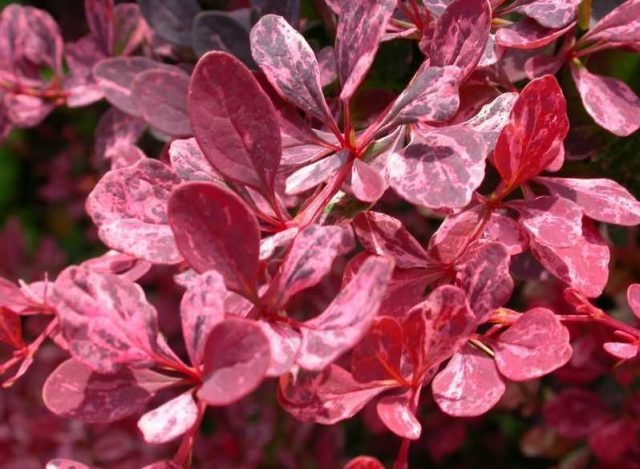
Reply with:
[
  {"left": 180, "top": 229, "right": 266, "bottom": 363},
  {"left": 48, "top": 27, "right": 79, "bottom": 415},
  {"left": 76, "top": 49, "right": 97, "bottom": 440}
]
[
  {"left": 343, "top": 456, "right": 385, "bottom": 469},
  {"left": 336, "top": 0, "right": 398, "bottom": 100},
  {"left": 537, "top": 177, "right": 640, "bottom": 226},
  {"left": 0, "top": 306, "right": 23, "bottom": 348},
  {"left": 516, "top": 0, "right": 580, "bottom": 29},
  {"left": 353, "top": 211, "right": 429, "bottom": 269},
  {"left": 627, "top": 284, "right": 640, "bottom": 319},
  {"left": 508, "top": 196, "right": 583, "bottom": 248},
  {"left": 180, "top": 270, "right": 226, "bottom": 366},
  {"left": 188, "top": 51, "right": 282, "bottom": 196},
  {"left": 389, "top": 127, "right": 488, "bottom": 209},
  {"left": 251, "top": 14, "right": 334, "bottom": 125},
  {"left": 132, "top": 67, "right": 191, "bottom": 136},
  {"left": 426, "top": 205, "right": 486, "bottom": 264},
  {"left": 278, "top": 365, "right": 393, "bottom": 424},
  {"left": 570, "top": 65, "right": 640, "bottom": 137},
  {"left": 198, "top": 318, "right": 271, "bottom": 406},
  {"left": 53, "top": 266, "right": 160, "bottom": 373},
  {"left": 493, "top": 75, "right": 569, "bottom": 187},
  {"left": 430, "top": 0, "right": 491, "bottom": 79},
  {"left": 298, "top": 256, "right": 394, "bottom": 370},
  {"left": 137, "top": 391, "right": 199, "bottom": 444},
  {"left": 588, "top": 419, "right": 638, "bottom": 463},
  {"left": 43, "top": 359, "right": 177, "bottom": 423},
  {"left": 530, "top": 219, "right": 609, "bottom": 298},
  {"left": 86, "top": 158, "right": 183, "bottom": 264},
  {"left": 266, "top": 224, "right": 354, "bottom": 309},
  {"left": 377, "top": 392, "right": 422, "bottom": 439},
  {"left": 455, "top": 242, "right": 513, "bottom": 323},
  {"left": 93, "top": 57, "right": 163, "bottom": 116},
  {"left": 168, "top": 182, "right": 260, "bottom": 297},
  {"left": 351, "top": 316, "right": 403, "bottom": 383},
  {"left": 432, "top": 345, "right": 506, "bottom": 417},
  {"left": 494, "top": 308, "right": 572, "bottom": 381}
]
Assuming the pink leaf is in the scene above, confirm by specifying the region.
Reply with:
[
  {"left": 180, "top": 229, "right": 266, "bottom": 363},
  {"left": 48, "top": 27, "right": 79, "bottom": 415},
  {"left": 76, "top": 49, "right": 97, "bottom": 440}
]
[
  {"left": 285, "top": 150, "right": 348, "bottom": 195},
  {"left": 180, "top": 270, "right": 226, "bottom": 366},
  {"left": 298, "top": 256, "right": 394, "bottom": 370},
  {"left": 432, "top": 345, "right": 506, "bottom": 417},
  {"left": 266, "top": 224, "right": 355, "bottom": 309},
  {"left": 627, "top": 284, "right": 640, "bottom": 319},
  {"left": 351, "top": 159, "right": 387, "bottom": 203},
  {"left": 430, "top": 0, "right": 491, "bottom": 79},
  {"left": 278, "top": 365, "right": 393, "bottom": 424},
  {"left": 463, "top": 92, "right": 518, "bottom": 151},
  {"left": 94, "top": 108, "right": 145, "bottom": 162},
  {"left": 516, "top": 0, "right": 580, "bottom": 29},
  {"left": 132, "top": 67, "right": 191, "bottom": 136},
  {"left": 508, "top": 196, "right": 583, "bottom": 248},
  {"left": 570, "top": 65, "right": 640, "bottom": 137},
  {"left": 377, "top": 392, "right": 422, "bottom": 440},
  {"left": 53, "top": 266, "right": 159, "bottom": 373},
  {"left": 426, "top": 205, "right": 486, "bottom": 264},
  {"left": 343, "top": 456, "right": 385, "bottom": 469},
  {"left": 188, "top": 51, "right": 282, "bottom": 196},
  {"left": 198, "top": 318, "right": 271, "bottom": 406},
  {"left": 47, "top": 460, "right": 94, "bottom": 469},
  {"left": 80, "top": 250, "right": 151, "bottom": 282},
  {"left": 530, "top": 220, "right": 610, "bottom": 298},
  {"left": 137, "top": 391, "right": 199, "bottom": 444},
  {"left": 494, "top": 308, "right": 572, "bottom": 381},
  {"left": 455, "top": 242, "right": 513, "bottom": 322},
  {"left": 389, "top": 127, "right": 487, "bottom": 209},
  {"left": 581, "top": 0, "right": 640, "bottom": 46},
  {"left": 351, "top": 316, "right": 403, "bottom": 383},
  {"left": 495, "top": 19, "right": 575, "bottom": 50},
  {"left": 493, "top": 75, "right": 569, "bottom": 187},
  {"left": 353, "top": 211, "right": 429, "bottom": 269},
  {"left": 85, "top": 0, "right": 115, "bottom": 54},
  {"left": 603, "top": 342, "right": 638, "bottom": 360},
  {"left": 251, "top": 15, "right": 334, "bottom": 124},
  {"left": 258, "top": 321, "right": 301, "bottom": 377},
  {"left": 336, "top": 0, "right": 398, "bottom": 100},
  {"left": 481, "top": 212, "right": 528, "bottom": 255},
  {"left": 536, "top": 177, "right": 640, "bottom": 226},
  {"left": 168, "top": 182, "right": 260, "bottom": 297},
  {"left": 43, "top": 359, "right": 177, "bottom": 423},
  {"left": 378, "top": 64, "right": 461, "bottom": 128},
  {"left": 168, "top": 138, "right": 220, "bottom": 183},
  {"left": 93, "top": 57, "right": 163, "bottom": 116},
  {"left": 86, "top": 158, "right": 183, "bottom": 264}
]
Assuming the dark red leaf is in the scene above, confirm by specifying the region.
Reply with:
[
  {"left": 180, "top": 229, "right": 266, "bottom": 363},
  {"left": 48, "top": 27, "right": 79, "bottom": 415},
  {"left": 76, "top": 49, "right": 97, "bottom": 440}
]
[
  {"left": 343, "top": 456, "right": 385, "bottom": 469},
  {"left": 198, "top": 318, "right": 271, "bottom": 406},
  {"left": 43, "top": 359, "right": 176, "bottom": 423},
  {"left": 335, "top": 0, "right": 398, "bottom": 100},
  {"left": 351, "top": 316, "right": 403, "bottom": 383},
  {"left": 298, "top": 256, "right": 394, "bottom": 370},
  {"left": 192, "top": 11, "right": 254, "bottom": 67},
  {"left": 188, "top": 51, "right": 282, "bottom": 196},
  {"left": 168, "top": 182, "right": 260, "bottom": 297},
  {"left": 138, "top": 0, "right": 200, "bottom": 47},
  {"left": 0, "top": 306, "right": 23, "bottom": 348},
  {"left": 543, "top": 388, "right": 611, "bottom": 439}
]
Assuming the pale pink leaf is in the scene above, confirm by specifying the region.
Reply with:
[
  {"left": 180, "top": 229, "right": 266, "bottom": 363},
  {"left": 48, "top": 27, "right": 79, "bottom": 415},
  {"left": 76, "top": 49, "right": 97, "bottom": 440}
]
[
  {"left": 481, "top": 213, "right": 528, "bottom": 255},
  {"left": 463, "top": 92, "right": 518, "bottom": 151},
  {"left": 259, "top": 321, "right": 301, "bottom": 377},
  {"left": 495, "top": 19, "right": 575, "bottom": 50},
  {"left": 603, "top": 342, "right": 638, "bottom": 360},
  {"left": 137, "top": 391, "right": 198, "bottom": 444},
  {"left": 516, "top": 0, "right": 580, "bottom": 29},
  {"left": 350, "top": 159, "right": 387, "bottom": 203},
  {"left": 376, "top": 393, "right": 422, "bottom": 440},
  {"left": 47, "top": 460, "right": 94, "bottom": 469},
  {"left": 168, "top": 137, "right": 220, "bottom": 183},
  {"left": 285, "top": 150, "right": 348, "bottom": 195}
]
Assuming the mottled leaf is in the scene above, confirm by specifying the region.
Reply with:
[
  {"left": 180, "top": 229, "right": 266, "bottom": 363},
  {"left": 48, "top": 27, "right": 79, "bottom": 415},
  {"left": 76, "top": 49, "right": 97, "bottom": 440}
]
[
  {"left": 168, "top": 182, "right": 260, "bottom": 297},
  {"left": 85, "top": 0, "right": 115, "bottom": 54},
  {"left": 426, "top": 205, "right": 486, "bottom": 264},
  {"left": 389, "top": 126, "right": 488, "bottom": 209},
  {"left": 188, "top": 52, "right": 282, "bottom": 195},
  {"left": 463, "top": 92, "right": 518, "bottom": 151},
  {"left": 251, "top": 14, "right": 334, "bottom": 124},
  {"left": 495, "top": 19, "right": 575, "bottom": 50},
  {"left": 43, "top": 359, "right": 176, "bottom": 423},
  {"left": 168, "top": 138, "right": 219, "bottom": 182},
  {"left": 285, "top": 150, "right": 348, "bottom": 195},
  {"left": 259, "top": 321, "right": 301, "bottom": 377},
  {"left": 432, "top": 345, "right": 506, "bottom": 417},
  {"left": 516, "top": 0, "right": 580, "bottom": 29},
  {"left": 377, "top": 392, "right": 421, "bottom": 439},
  {"left": 581, "top": 0, "right": 640, "bottom": 46},
  {"left": 198, "top": 318, "right": 271, "bottom": 406},
  {"left": 86, "top": 158, "right": 182, "bottom": 264},
  {"left": 336, "top": 0, "right": 398, "bottom": 100},
  {"left": 180, "top": 270, "right": 226, "bottom": 366},
  {"left": 570, "top": 65, "right": 640, "bottom": 137},
  {"left": 481, "top": 213, "right": 528, "bottom": 255},
  {"left": 298, "top": 256, "right": 394, "bottom": 370}
]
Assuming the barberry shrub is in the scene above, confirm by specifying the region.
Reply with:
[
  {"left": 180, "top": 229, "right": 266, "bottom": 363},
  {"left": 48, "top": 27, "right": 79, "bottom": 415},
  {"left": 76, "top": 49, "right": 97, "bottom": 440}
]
[{"left": 1, "top": 0, "right": 640, "bottom": 468}]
